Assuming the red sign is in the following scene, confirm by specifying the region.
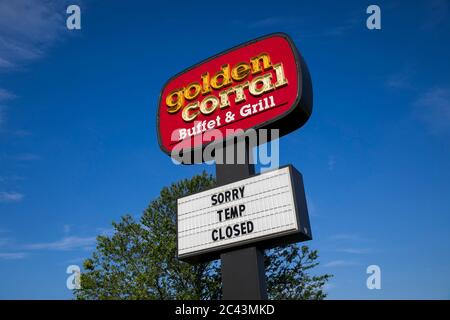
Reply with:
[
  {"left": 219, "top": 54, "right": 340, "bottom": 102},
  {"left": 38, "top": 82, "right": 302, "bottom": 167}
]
[{"left": 157, "top": 33, "right": 312, "bottom": 161}]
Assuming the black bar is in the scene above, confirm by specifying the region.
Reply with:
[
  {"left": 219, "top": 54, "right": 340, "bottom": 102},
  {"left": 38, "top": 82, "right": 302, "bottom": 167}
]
[{"left": 2, "top": 300, "right": 447, "bottom": 319}]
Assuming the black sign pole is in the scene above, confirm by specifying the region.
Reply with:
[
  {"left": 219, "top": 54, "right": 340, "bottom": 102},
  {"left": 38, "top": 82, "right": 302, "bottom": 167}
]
[{"left": 215, "top": 141, "right": 268, "bottom": 300}]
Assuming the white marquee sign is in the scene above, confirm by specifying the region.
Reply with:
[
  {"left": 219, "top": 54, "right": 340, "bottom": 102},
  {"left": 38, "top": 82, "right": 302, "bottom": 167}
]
[{"left": 177, "top": 166, "right": 310, "bottom": 260}]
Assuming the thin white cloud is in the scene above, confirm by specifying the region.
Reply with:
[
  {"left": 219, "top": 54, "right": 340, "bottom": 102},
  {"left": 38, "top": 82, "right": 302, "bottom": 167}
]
[
  {"left": 12, "top": 130, "right": 32, "bottom": 137},
  {"left": 414, "top": 86, "right": 450, "bottom": 134},
  {"left": 0, "top": 252, "right": 27, "bottom": 260},
  {"left": 323, "top": 260, "right": 358, "bottom": 268},
  {"left": 0, "top": 175, "right": 26, "bottom": 184},
  {"left": 0, "top": 0, "right": 68, "bottom": 70},
  {"left": 0, "top": 1, "right": 71, "bottom": 131},
  {"left": 421, "top": 0, "right": 449, "bottom": 30},
  {"left": 337, "top": 248, "right": 372, "bottom": 254},
  {"left": 0, "top": 191, "right": 24, "bottom": 203},
  {"left": 0, "top": 88, "right": 16, "bottom": 101},
  {"left": 329, "top": 233, "right": 359, "bottom": 241},
  {"left": 63, "top": 224, "right": 72, "bottom": 234},
  {"left": 0, "top": 238, "right": 10, "bottom": 247},
  {"left": 248, "top": 17, "right": 288, "bottom": 29},
  {"left": 323, "top": 20, "right": 358, "bottom": 37},
  {"left": 13, "top": 153, "right": 41, "bottom": 161},
  {"left": 65, "top": 257, "right": 85, "bottom": 264},
  {"left": 0, "top": 105, "right": 4, "bottom": 127},
  {"left": 0, "top": 56, "right": 14, "bottom": 68},
  {"left": 302, "top": 18, "right": 359, "bottom": 38},
  {"left": 386, "top": 75, "right": 410, "bottom": 89},
  {"left": 386, "top": 70, "right": 414, "bottom": 89},
  {"left": 328, "top": 155, "right": 336, "bottom": 171},
  {"left": 306, "top": 196, "right": 318, "bottom": 217},
  {"left": 232, "top": 15, "right": 358, "bottom": 38},
  {"left": 323, "top": 282, "right": 336, "bottom": 291},
  {"left": 95, "top": 227, "right": 114, "bottom": 237},
  {"left": 24, "top": 236, "right": 97, "bottom": 251},
  {"left": 231, "top": 16, "right": 297, "bottom": 29}
]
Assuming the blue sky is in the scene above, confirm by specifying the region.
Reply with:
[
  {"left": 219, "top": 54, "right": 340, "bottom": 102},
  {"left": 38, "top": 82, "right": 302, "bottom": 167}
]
[{"left": 0, "top": 0, "right": 449, "bottom": 299}]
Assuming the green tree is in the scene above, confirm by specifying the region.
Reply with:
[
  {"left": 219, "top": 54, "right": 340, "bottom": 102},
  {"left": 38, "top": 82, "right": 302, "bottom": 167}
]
[{"left": 75, "top": 171, "right": 331, "bottom": 300}]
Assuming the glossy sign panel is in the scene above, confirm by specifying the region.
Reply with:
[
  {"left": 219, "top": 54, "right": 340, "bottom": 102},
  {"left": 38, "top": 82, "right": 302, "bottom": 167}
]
[
  {"left": 177, "top": 166, "right": 311, "bottom": 262},
  {"left": 157, "top": 33, "right": 312, "bottom": 161}
]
